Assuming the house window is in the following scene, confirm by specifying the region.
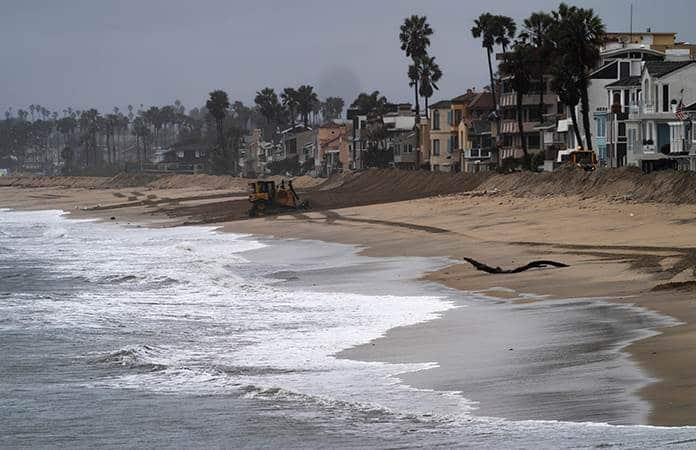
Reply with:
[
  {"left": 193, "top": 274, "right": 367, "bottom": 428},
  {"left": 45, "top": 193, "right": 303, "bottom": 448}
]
[
  {"left": 624, "top": 90, "right": 630, "bottom": 111},
  {"left": 663, "top": 84, "right": 670, "bottom": 112},
  {"left": 613, "top": 91, "right": 621, "bottom": 106},
  {"left": 596, "top": 117, "right": 606, "bottom": 138},
  {"left": 447, "top": 110, "right": 454, "bottom": 126},
  {"left": 454, "top": 110, "right": 462, "bottom": 125},
  {"left": 527, "top": 134, "right": 541, "bottom": 149},
  {"left": 432, "top": 110, "right": 440, "bottom": 130},
  {"left": 620, "top": 61, "right": 630, "bottom": 79},
  {"left": 628, "top": 128, "right": 637, "bottom": 153},
  {"left": 644, "top": 121, "right": 654, "bottom": 142},
  {"left": 618, "top": 122, "right": 626, "bottom": 138},
  {"left": 644, "top": 79, "right": 650, "bottom": 103},
  {"left": 432, "top": 139, "right": 440, "bottom": 156}
]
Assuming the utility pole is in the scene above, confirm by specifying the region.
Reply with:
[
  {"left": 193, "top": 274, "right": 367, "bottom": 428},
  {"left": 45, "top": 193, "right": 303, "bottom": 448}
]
[{"left": 629, "top": 2, "right": 633, "bottom": 43}]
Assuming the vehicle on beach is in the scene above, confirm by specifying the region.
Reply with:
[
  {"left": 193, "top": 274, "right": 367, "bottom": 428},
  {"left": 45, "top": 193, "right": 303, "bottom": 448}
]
[
  {"left": 557, "top": 147, "right": 598, "bottom": 171},
  {"left": 247, "top": 179, "right": 309, "bottom": 217}
]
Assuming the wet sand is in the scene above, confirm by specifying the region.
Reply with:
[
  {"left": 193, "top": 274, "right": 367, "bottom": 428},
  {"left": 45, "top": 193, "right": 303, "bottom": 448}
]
[{"left": 3, "top": 182, "right": 696, "bottom": 425}]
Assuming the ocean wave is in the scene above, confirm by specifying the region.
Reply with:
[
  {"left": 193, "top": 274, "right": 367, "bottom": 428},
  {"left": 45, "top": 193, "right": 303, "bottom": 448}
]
[
  {"left": 93, "top": 274, "right": 182, "bottom": 287},
  {"left": 42, "top": 227, "right": 68, "bottom": 239},
  {"left": 213, "top": 365, "right": 301, "bottom": 377},
  {"left": 92, "top": 345, "right": 168, "bottom": 372},
  {"left": 238, "top": 383, "right": 454, "bottom": 426}
]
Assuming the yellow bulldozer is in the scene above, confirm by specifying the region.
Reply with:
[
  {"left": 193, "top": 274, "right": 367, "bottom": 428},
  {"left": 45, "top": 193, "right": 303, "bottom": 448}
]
[
  {"left": 557, "top": 147, "right": 598, "bottom": 171},
  {"left": 247, "top": 179, "right": 309, "bottom": 217}
]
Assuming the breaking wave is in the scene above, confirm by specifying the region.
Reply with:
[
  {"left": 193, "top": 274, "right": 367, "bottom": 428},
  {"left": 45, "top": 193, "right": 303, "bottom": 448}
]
[{"left": 92, "top": 345, "right": 168, "bottom": 372}]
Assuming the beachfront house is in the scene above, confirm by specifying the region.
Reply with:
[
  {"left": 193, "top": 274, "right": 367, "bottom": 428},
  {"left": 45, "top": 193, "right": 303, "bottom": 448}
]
[
  {"left": 605, "top": 60, "right": 696, "bottom": 171},
  {"left": 317, "top": 120, "right": 352, "bottom": 176},
  {"left": 571, "top": 30, "right": 696, "bottom": 166},
  {"left": 384, "top": 104, "right": 418, "bottom": 170},
  {"left": 428, "top": 94, "right": 470, "bottom": 172}
]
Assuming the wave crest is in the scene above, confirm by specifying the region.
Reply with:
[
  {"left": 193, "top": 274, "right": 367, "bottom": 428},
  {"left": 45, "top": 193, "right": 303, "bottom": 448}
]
[{"left": 92, "top": 345, "right": 167, "bottom": 372}]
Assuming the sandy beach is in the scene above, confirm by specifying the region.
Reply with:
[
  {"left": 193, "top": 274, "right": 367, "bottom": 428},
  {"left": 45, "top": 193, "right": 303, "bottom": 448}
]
[{"left": 3, "top": 170, "right": 696, "bottom": 426}]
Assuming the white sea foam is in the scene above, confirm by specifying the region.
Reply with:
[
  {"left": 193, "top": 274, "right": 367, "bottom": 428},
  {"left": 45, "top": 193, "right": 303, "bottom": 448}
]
[{"left": 3, "top": 208, "right": 696, "bottom": 448}]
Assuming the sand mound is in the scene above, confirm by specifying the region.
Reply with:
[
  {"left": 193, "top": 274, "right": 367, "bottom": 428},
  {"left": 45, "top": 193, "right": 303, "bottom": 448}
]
[
  {"left": 0, "top": 176, "right": 108, "bottom": 189},
  {"left": 0, "top": 172, "right": 328, "bottom": 192},
  {"left": 5, "top": 167, "right": 696, "bottom": 207},
  {"left": 479, "top": 166, "right": 696, "bottom": 204}
]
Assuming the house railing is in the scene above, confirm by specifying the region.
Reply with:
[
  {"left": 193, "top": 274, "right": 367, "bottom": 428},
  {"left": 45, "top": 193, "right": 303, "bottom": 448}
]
[{"left": 466, "top": 148, "right": 492, "bottom": 159}]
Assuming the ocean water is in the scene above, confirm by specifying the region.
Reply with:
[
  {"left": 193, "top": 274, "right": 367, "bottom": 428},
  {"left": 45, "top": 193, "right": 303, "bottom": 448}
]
[{"left": 1, "top": 208, "right": 696, "bottom": 449}]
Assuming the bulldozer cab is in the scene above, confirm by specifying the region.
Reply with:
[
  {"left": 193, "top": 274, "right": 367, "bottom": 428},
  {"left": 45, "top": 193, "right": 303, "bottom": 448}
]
[
  {"left": 249, "top": 180, "right": 275, "bottom": 202},
  {"left": 558, "top": 147, "right": 597, "bottom": 171},
  {"left": 569, "top": 149, "right": 597, "bottom": 171}
]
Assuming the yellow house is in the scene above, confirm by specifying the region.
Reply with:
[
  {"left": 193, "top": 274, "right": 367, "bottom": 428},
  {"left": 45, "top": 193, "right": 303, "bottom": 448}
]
[
  {"left": 428, "top": 91, "right": 494, "bottom": 172},
  {"left": 428, "top": 93, "right": 473, "bottom": 172}
]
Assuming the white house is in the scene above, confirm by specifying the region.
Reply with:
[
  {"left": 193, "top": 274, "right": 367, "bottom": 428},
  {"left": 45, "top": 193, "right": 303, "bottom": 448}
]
[{"left": 606, "top": 60, "right": 696, "bottom": 170}]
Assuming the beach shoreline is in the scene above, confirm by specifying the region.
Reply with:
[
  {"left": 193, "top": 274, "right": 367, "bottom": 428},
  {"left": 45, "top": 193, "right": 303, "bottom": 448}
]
[{"left": 3, "top": 182, "right": 696, "bottom": 426}]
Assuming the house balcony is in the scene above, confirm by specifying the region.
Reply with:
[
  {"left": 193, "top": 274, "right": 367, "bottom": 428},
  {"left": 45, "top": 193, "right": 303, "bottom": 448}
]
[
  {"left": 631, "top": 102, "right": 684, "bottom": 120},
  {"left": 464, "top": 148, "right": 492, "bottom": 159},
  {"left": 642, "top": 141, "right": 656, "bottom": 153},
  {"left": 499, "top": 93, "right": 558, "bottom": 108},
  {"left": 394, "top": 152, "right": 417, "bottom": 164},
  {"left": 500, "top": 120, "right": 539, "bottom": 134}
]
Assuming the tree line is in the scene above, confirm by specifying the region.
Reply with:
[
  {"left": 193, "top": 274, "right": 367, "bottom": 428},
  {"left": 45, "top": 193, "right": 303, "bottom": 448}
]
[
  {"left": 473, "top": 3, "right": 605, "bottom": 158},
  {"left": 0, "top": 87, "right": 346, "bottom": 175}
]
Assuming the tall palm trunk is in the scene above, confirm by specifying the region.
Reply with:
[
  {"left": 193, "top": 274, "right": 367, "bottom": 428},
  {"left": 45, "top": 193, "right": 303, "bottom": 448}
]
[
  {"left": 538, "top": 72, "right": 545, "bottom": 122},
  {"left": 413, "top": 79, "right": 420, "bottom": 119},
  {"left": 413, "top": 79, "right": 421, "bottom": 168},
  {"left": 516, "top": 91, "right": 528, "bottom": 157},
  {"left": 486, "top": 47, "right": 498, "bottom": 111},
  {"left": 569, "top": 104, "right": 583, "bottom": 149},
  {"left": 579, "top": 78, "right": 593, "bottom": 150}
]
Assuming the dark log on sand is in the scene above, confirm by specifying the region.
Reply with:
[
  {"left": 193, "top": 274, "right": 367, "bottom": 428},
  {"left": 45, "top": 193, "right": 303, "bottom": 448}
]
[{"left": 463, "top": 257, "right": 569, "bottom": 274}]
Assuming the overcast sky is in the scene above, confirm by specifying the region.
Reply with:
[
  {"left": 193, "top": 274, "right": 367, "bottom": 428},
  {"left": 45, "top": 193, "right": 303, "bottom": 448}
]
[{"left": 2, "top": 0, "right": 694, "bottom": 114}]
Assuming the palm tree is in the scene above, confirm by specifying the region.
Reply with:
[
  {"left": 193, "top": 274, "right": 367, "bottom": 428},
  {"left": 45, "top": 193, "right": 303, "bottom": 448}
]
[
  {"left": 550, "top": 57, "right": 584, "bottom": 148},
  {"left": 399, "top": 15, "right": 433, "bottom": 120},
  {"left": 296, "top": 85, "right": 319, "bottom": 128},
  {"left": 255, "top": 87, "right": 282, "bottom": 128},
  {"left": 79, "top": 109, "right": 101, "bottom": 167},
  {"left": 500, "top": 41, "right": 533, "bottom": 157},
  {"left": 521, "top": 12, "right": 554, "bottom": 123},
  {"left": 142, "top": 106, "right": 163, "bottom": 147},
  {"left": 550, "top": 3, "right": 605, "bottom": 150},
  {"left": 131, "top": 116, "right": 151, "bottom": 164},
  {"left": 472, "top": 13, "right": 499, "bottom": 112},
  {"left": 281, "top": 88, "right": 299, "bottom": 126},
  {"left": 418, "top": 55, "right": 443, "bottom": 112},
  {"left": 206, "top": 90, "right": 230, "bottom": 168},
  {"left": 493, "top": 15, "right": 517, "bottom": 55},
  {"left": 311, "top": 99, "right": 322, "bottom": 126},
  {"left": 350, "top": 91, "right": 389, "bottom": 118},
  {"left": 104, "top": 113, "right": 120, "bottom": 164},
  {"left": 321, "top": 97, "right": 345, "bottom": 121}
]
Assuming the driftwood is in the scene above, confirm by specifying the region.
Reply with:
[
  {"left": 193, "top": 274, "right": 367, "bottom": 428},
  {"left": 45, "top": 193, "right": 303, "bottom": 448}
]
[{"left": 463, "top": 257, "right": 569, "bottom": 274}]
